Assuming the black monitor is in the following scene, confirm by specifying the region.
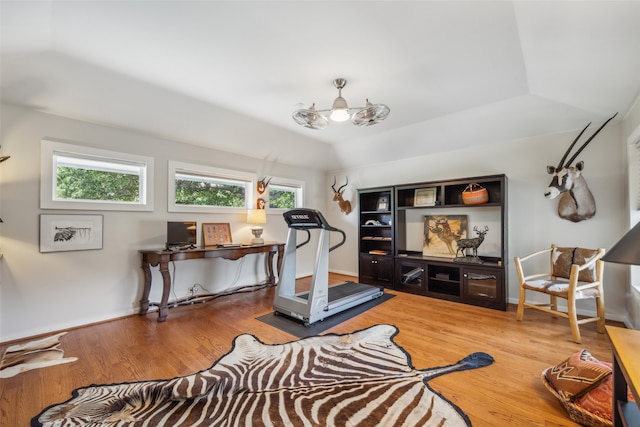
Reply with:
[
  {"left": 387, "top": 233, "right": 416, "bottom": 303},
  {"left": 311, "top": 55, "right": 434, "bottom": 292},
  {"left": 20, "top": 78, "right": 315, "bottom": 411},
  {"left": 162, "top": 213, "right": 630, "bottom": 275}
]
[{"left": 166, "top": 221, "right": 197, "bottom": 249}]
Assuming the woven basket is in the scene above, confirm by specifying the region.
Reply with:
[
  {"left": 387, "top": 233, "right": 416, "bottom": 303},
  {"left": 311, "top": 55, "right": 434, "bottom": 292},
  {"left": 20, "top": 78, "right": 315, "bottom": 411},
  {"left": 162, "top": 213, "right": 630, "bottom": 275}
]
[
  {"left": 462, "top": 183, "right": 489, "bottom": 205},
  {"left": 541, "top": 369, "right": 611, "bottom": 427}
]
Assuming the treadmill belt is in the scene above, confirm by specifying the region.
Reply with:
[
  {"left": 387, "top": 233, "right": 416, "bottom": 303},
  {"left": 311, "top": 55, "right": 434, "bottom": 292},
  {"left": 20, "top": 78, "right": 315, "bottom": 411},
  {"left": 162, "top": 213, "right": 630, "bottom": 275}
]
[{"left": 297, "top": 282, "right": 381, "bottom": 301}]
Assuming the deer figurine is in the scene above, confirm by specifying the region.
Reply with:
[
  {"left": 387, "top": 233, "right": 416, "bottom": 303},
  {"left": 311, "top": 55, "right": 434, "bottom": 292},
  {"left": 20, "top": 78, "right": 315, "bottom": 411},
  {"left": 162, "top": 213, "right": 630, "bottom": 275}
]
[
  {"left": 455, "top": 226, "right": 489, "bottom": 260},
  {"left": 331, "top": 176, "right": 352, "bottom": 214},
  {"left": 545, "top": 113, "right": 617, "bottom": 223}
]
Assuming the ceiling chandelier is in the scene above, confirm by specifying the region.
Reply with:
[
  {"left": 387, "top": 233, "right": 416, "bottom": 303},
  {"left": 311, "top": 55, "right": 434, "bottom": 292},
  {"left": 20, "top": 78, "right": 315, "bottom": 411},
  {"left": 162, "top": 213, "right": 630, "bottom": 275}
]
[{"left": 292, "top": 78, "right": 390, "bottom": 130}]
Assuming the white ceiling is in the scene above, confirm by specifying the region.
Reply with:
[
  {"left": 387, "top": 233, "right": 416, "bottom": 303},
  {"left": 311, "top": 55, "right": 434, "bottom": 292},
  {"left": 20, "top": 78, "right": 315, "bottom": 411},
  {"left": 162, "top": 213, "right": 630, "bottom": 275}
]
[{"left": 2, "top": 1, "right": 640, "bottom": 171}]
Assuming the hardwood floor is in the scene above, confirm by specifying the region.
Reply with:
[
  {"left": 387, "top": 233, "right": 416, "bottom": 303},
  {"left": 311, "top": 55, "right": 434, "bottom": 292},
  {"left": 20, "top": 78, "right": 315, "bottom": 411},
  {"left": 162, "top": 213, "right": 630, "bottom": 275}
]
[{"left": 1, "top": 273, "right": 623, "bottom": 426}]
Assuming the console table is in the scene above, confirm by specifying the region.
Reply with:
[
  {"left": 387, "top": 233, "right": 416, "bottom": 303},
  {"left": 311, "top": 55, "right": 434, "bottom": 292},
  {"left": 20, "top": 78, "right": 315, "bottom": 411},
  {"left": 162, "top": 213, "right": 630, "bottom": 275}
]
[
  {"left": 139, "top": 242, "right": 284, "bottom": 321},
  {"left": 606, "top": 326, "right": 640, "bottom": 427}
]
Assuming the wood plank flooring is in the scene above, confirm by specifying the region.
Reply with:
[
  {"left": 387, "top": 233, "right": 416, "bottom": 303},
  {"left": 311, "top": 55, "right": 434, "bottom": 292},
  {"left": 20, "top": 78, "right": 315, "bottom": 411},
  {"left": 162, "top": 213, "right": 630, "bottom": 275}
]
[{"left": 1, "top": 274, "right": 624, "bottom": 426}]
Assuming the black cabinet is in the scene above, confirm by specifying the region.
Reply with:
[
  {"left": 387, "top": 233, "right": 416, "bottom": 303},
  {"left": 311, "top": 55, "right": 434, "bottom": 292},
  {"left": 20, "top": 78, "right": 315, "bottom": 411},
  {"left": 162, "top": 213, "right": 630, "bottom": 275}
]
[
  {"left": 393, "top": 174, "right": 508, "bottom": 311},
  {"left": 357, "top": 175, "right": 508, "bottom": 311},
  {"left": 358, "top": 187, "right": 395, "bottom": 286}
]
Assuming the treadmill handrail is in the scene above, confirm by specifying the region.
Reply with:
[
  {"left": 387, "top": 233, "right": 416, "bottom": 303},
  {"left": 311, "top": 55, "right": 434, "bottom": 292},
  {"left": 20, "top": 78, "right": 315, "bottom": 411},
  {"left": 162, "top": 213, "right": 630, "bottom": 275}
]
[
  {"left": 296, "top": 229, "right": 311, "bottom": 249},
  {"left": 283, "top": 208, "right": 346, "bottom": 252}
]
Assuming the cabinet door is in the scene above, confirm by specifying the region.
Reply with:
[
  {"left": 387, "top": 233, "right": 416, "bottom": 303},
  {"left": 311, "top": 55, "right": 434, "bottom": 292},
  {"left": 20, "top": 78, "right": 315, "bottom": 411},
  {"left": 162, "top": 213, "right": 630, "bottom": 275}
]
[
  {"left": 395, "top": 259, "right": 426, "bottom": 294},
  {"left": 376, "top": 256, "right": 394, "bottom": 285},
  {"left": 462, "top": 267, "right": 505, "bottom": 309},
  {"left": 359, "top": 254, "right": 393, "bottom": 287}
]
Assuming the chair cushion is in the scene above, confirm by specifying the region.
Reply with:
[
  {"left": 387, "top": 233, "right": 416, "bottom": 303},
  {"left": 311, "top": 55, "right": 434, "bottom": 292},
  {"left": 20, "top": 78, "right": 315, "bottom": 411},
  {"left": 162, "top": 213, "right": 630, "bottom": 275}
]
[
  {"left": 523, "top": 279, "right": 601, "bottom": 299},
  {"left": 545, "top": 349, "right": 611, "bottom": 400},
  {"left": 552, "top": 247, "right": 599, "bottom": 282}
]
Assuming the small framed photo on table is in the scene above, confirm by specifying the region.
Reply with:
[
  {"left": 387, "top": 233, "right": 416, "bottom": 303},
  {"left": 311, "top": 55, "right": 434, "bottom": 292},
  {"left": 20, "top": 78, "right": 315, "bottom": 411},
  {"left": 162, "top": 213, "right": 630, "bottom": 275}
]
[
  {"left": 414, "top": 187, "right": 436, "bottom": 207},
  {"left": 202, "top": 223, "right": 232, "bottom": 247}
]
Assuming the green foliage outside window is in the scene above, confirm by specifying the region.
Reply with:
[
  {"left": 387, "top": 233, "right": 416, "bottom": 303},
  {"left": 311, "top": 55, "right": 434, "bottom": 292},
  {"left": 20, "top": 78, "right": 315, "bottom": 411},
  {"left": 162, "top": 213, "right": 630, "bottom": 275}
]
[
  {"left": 175, "top": 178, "right": 245, "bottom": 207},
  {"left": 56, "top": 167, "right": 140, "bottom": 202},
  {"left": 269, "top": 189, "right": 296, "bottom": 209}
]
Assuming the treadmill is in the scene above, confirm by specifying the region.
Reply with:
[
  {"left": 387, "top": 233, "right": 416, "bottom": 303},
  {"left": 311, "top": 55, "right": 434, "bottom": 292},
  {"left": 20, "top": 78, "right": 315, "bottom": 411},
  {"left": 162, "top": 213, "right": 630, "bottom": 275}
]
[{"left": 273, "top": 208, "right": 384, "bottom": 326}]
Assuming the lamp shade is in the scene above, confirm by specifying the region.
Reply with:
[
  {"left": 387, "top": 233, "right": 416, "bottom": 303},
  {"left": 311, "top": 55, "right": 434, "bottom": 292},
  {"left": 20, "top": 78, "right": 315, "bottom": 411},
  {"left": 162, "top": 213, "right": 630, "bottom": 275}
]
[
  {"left": 247, "top": 209, "right": 266, "bottom": 224},
  {"left": 602, "top": 222, "right": 640, "bottom": 265}
]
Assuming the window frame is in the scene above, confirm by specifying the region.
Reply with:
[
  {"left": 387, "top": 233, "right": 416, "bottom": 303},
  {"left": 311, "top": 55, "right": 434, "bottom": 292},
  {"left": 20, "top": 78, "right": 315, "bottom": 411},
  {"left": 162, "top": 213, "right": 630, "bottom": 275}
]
[
  {"left": 168, "top": 161, "right": 255, "bottom": 213},
  {"left": 266, "top": 177, "right": 305, "bottom": 211},
  {"left": 41, "top": 139, "right": 154, "bottom": 211}
]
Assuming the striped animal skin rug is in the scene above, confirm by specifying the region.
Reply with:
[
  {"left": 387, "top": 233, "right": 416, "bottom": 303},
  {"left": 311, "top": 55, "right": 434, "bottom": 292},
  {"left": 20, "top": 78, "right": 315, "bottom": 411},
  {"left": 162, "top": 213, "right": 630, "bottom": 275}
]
[{"left": 33, "top": 324, "right": 493, "bottom": 427}]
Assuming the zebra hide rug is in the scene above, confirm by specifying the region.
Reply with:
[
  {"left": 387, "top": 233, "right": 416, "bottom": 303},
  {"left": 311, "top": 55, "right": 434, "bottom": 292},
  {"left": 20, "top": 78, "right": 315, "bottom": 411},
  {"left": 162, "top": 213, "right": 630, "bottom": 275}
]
[{"left": 33, "top": 324, "right": 493, "bottom": 427}]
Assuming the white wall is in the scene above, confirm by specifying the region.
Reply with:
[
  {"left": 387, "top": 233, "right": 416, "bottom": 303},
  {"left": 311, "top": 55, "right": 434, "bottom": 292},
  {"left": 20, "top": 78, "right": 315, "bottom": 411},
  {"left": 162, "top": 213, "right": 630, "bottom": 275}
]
[
  {"left": 327, "top": 121, "right": 629, "bottom": 323},
  {"left": 0, "top": 105, "right": 327, "bottom": 342}
]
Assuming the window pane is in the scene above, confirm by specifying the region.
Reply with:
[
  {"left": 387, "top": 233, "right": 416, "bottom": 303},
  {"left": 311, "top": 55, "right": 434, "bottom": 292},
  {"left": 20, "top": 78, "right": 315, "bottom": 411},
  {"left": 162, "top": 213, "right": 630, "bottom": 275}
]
[
  {"left": 41, "top": 139, "right": 154, "bottom": 211},
  {"left": 175, "top": 173, "right": 247, "bottom": 208},
  {"left": 54, "top": 153, "right": 144, "bottom": 204},
  {"left": 269, "top": 184, "right": 298, "bottom": 209}
]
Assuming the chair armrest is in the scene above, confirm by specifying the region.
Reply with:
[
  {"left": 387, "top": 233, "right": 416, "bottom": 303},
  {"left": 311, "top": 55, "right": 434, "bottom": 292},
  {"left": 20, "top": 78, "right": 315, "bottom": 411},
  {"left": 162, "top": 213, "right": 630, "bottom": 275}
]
[
  {"left": 516, "top": 247, "right": 552, "bottom": 263},
  {"left": 575, "top": 255, "right": 602, "bottom": 271},
  {"left": 522, "top": 272, "right": 553, "bottom": 281}
]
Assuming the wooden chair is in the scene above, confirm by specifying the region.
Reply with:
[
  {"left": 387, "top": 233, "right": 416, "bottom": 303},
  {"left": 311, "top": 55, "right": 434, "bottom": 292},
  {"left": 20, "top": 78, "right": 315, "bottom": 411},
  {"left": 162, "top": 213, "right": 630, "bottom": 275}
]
[{"left": 514, "top": 244, "right": 605, "bottom": 343}]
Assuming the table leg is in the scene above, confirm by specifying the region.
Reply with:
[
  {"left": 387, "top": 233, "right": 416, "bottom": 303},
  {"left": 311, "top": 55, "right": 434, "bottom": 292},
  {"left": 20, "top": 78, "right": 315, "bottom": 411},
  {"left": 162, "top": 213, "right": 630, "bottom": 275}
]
[
  {"left": 140, "top": 261, "right": 152, "bottom": 315},
  {"left": 612, "top": 355, "right": 626, "bottom": 427},
  {"left": 158, "top": 261, "right": 171, "bottom": 322}
]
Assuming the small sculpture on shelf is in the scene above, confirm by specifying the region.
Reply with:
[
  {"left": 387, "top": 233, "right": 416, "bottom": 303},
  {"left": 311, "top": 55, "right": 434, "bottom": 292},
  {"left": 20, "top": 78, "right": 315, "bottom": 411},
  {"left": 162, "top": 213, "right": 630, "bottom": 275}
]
[{"left": 454, "top": 226, "right": 489, "bottom": 264}]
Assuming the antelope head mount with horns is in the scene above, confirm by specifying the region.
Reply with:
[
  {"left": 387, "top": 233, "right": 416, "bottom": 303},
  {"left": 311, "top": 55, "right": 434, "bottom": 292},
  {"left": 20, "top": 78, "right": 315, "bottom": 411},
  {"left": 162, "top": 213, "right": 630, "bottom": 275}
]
[
  {"left": 544, "top": 113, "right": 617, "bottom": 223},
  {"left": 331, "top": 176, "right": 352, "bottom": 214},
  {"left": 257, "top": 176, "right": 272, "bottom": 195}
]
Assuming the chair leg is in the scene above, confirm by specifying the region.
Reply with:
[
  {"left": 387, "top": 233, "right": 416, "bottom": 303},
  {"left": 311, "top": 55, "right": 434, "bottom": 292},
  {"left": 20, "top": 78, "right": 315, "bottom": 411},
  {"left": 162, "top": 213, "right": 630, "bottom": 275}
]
[
  {"left": 550, "top": 295, "right": 558, "bottom": 316},
  {"left": 595, "top": 295, "right": 605, "bottom": 334},
  {"left": 516, "top": 287, "right": 526, "bottom": 321},
  {"left": 567, "top": 297, "right": 581, "bottom": 344}
]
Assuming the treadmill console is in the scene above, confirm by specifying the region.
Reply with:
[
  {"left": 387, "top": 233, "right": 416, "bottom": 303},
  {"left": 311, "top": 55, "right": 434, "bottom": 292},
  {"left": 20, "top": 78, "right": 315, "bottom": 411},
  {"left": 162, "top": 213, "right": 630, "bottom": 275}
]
[{"left": 283, "top": 208, "right": 333, "bottom": 230}]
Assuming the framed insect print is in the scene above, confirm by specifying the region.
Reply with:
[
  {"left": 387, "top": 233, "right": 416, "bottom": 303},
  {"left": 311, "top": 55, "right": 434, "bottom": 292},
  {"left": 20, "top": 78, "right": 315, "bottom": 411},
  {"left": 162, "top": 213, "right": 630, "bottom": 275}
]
[{"left": 202, "top": 223, "right": 232, "bottom": 247}]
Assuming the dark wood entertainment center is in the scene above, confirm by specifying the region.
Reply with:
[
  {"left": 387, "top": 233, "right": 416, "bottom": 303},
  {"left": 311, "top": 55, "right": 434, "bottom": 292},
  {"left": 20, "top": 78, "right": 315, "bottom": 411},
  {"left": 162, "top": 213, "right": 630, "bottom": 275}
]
[{"left": 358, "top": 174, "right": 508, "bottom": 310}]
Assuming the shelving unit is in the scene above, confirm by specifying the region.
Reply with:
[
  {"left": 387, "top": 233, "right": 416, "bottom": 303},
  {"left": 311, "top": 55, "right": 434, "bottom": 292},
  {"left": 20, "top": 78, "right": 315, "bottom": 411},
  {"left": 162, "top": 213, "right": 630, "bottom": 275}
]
[
  {"left": 357, "top": 175, "right": 507, "bottom": 310},
  {"left": 358, "top": 187, "right": 394, "bottom": 287},
  {"left": 394, "top": 174, "right": 508, "bottom": 310}
]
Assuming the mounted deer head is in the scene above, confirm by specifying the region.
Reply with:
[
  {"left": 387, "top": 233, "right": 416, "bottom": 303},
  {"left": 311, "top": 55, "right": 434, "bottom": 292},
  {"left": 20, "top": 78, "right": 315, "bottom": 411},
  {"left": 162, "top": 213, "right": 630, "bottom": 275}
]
[
  {"left": 331, "top": 176, "right": 352, "bottom": 214},
  {"left": 257, "top": 176, "right": 272, "bottom": 194},
  {"left": 545, "top": 113, "right": 617, "bottom": 222}
]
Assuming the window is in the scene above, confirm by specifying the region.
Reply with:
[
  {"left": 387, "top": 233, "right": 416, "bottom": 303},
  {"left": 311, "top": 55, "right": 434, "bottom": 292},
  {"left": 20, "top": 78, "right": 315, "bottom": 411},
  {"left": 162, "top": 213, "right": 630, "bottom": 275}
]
[
  {"left": 267, "top": 179, "right": 304, "bottom": 210},
  {"left": 169, "top": 161, "right": 255, "bottom": 213},
  {"left": 41, "top": 139, "right": 154, "bottom": 211}
]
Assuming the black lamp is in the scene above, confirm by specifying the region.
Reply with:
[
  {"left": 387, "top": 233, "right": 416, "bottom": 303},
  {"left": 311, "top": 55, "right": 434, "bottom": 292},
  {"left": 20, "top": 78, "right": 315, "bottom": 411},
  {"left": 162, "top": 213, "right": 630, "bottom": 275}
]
[{"left": 602, "top": 222, "right": 640, "bottom": 265}]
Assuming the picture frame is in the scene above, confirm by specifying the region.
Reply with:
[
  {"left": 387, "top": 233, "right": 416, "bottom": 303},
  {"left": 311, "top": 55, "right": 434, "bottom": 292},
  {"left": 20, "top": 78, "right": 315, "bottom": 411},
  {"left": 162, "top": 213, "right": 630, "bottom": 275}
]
[
  {"left": 202, "top": 223, "right": 232, "bottom": 247},
  {"left": 377, "top": 195, "right": 389, "bottom": 211},
  {"left": 414, "top": 187, "right": 437, "bottom": 207},
  {"left": 40, "top": 214, "right": 103, "bottom": 253},
  {"left": 423, "top": 215, "right": 468, "bottom": 258}
]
